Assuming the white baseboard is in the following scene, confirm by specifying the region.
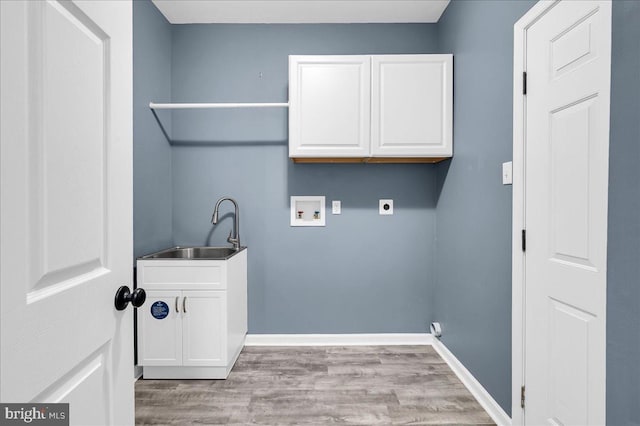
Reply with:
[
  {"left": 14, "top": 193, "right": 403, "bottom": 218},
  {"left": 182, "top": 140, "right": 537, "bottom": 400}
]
[
  {"left": 245, "top": 333, "right": 432, "bottom": 346},
  {"left": 432, "top": 338, "right": 511, "bottom": 426}
]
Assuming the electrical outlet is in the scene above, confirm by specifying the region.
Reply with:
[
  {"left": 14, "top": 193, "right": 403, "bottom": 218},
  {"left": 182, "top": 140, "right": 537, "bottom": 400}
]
[
  {"left": 379, "top": 199, "right": 393, "bottom": 215},
  {"left": 332, "top": 200, "right": 341, "bottom": 214}
]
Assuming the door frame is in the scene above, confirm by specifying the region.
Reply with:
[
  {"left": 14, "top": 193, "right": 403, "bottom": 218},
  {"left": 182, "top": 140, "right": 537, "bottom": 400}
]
[{"left": 511, "top": 1, "right": 560, "bottom": 423}]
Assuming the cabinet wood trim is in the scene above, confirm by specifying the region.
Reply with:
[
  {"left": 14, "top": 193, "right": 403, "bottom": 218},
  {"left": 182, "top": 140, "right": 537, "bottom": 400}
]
[
  {"left": 292, "top": 157, "right": 367, "bottom": 163},
  {"left": 292, "top": 157, "right": 448, "bottom": 164},
  {"left": 365, "top": 157, "right": 448, "bottom": 164}
]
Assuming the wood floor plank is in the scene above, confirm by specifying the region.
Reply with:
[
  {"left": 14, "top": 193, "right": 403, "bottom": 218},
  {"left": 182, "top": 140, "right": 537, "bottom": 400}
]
[
  {"left": 388, "top": 404, "right": 494, "bottom": 425},
  {"left": 135, "top": 345, "right": 495, "bottom": 425},
  {"left": 250, "top": 388, "right": 400, "bottom": 406},
  {"left": 235, "top": 402, "right": 392, "bottom": 425}
]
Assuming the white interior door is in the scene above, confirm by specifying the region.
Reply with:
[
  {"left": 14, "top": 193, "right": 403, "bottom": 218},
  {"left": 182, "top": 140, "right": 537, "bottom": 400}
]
[
  {"left": 523, "top": 1, "right": 611, "bottom": 424},
  {"left": 0, "top": 1, "right": 134, "bottom": 425}
]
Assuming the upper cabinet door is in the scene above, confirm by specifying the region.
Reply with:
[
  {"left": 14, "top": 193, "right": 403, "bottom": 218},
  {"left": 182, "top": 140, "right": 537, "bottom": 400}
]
[
  {"left": 289, "top": 55, "right": 371, "bottom": 158},
  {"left": 371, "top": 55, "right": 453, "bottom": 157}
]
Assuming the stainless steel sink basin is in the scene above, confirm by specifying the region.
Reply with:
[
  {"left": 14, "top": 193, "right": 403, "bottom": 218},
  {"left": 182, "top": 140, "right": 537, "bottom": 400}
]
[{"left": 140, "top": 246, "right": 244, "bottom": 260}]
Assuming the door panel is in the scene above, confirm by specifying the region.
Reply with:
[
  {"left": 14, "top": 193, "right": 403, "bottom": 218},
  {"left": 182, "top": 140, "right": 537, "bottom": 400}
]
[
  {"left": 524, "top": 1, "right": 611, "bottom": 424},
  {"left": 549, "top": 97, "right": 595, "bottom": 266},
  {"left": 550, "top": 10, "right": 598, "bottom": 79},
  {"left": 0, "top": 1, "right": 133, "bottom": 424},
  {"left": 548, "top": 299, "right": 593, "bottom": 426},
  {"left": 36, "top": 0, "right": 108, "bottom": 291},
  {"left": 35, "top": 347, "right": 111, "bottom": 426}
]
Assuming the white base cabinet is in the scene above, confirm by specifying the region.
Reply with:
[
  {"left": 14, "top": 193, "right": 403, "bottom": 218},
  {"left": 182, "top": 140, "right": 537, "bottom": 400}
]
[{"left": 137, "top": 249, "right": 247, "bottom": 379}]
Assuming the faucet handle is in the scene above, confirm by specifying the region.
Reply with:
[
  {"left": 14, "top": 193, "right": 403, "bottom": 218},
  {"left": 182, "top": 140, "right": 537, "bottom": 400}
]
[
  {"left": 227, "top": 231, "right": 238, "bottom": 244},
  {"left": 227, "top": 231, "right": 240, "bottom": 250}
]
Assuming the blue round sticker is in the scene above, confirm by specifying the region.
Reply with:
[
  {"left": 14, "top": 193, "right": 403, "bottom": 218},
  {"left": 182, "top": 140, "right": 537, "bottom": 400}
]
[{"left": 151, "top": 301, "right": 169, "bottom": 319}]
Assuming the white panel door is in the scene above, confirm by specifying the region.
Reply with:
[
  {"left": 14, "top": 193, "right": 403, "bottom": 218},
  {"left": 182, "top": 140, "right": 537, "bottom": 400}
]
[
  {"left": 524, "top": 1, "right": 611, "bottom": 424},
  {"left": 0, "top": 1, "right": 133, "bottom": 425},
  {"left": 182, "top": 291, "right": 226, "bottom": 367},
  {"left": 371, "top": 54, "right": 453, "bottom": 157},
  {"left": 289, "top": 55, "right": 371, "bottom": 158},
  {"left": 138, "top": 291, "right": 183, "bottom": 366}
]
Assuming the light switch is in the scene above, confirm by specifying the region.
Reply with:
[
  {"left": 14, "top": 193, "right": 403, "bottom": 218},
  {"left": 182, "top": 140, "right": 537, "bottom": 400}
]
[
  {"left": 502, "top": 161, "right": 513, "bottom": 185},
  {"left": 332, "top": 200, "right": 341, "bottom": 214}
]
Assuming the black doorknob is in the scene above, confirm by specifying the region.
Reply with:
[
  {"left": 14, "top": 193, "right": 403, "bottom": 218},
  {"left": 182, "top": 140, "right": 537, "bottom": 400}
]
[{"left": 114, "top": 286, "right": 146, "bottom": 311}]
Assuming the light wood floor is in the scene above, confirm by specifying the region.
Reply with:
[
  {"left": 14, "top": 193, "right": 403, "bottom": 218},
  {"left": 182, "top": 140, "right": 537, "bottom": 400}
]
[{"left": 136, "top": 345, "right": 495, "bottom": 425}]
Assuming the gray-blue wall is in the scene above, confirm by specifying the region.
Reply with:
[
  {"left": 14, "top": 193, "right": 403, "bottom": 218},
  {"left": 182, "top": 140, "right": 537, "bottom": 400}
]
[
  {"left": 435, "top": 0, "right": 640, "bottom": 418},
  {"left": 133, "top": 0, "right": 173, "bottom": 259},
  {"left": 607, "top": 2, "right": 640, "bottom": 425},
  {"left": 434, "top": 0, "right": 535, "bottom": 415},
  {"left": 170, "top": 24, "right": 440, "bottom": 333},
  {"left": 133, "top": 1, "right": 640, "bottom": 418}
]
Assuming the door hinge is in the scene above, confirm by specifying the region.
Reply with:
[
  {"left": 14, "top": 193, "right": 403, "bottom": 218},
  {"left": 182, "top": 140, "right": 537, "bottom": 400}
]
[
  {"left": 523, "top": 71, "right": 527, "bottom": 95},
  {"left": 522, "top": 229, "right": 526, "bottom": 252},
  {"left": 521, "top": 385, "right": 526, "bottom": 409}
]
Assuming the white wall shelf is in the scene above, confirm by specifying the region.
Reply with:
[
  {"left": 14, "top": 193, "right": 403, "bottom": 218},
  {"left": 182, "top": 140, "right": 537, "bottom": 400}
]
[
  {"left": 149, "top": 102, "right": 289, "bottom": 109},
  {"left": 148, "top": 101, "right": 290, "bottom": 145}
]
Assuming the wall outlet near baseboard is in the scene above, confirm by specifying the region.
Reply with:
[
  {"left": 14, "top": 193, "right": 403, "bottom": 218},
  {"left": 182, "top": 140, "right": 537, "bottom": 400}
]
[{"left": 430, "top": 322, "right": 442, "bottom": 337}]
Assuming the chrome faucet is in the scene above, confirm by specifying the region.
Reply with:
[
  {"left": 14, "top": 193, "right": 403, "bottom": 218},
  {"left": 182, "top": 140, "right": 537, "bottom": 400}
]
[{"left": 211, "top": 197, "right": 241, "bottom": 250}]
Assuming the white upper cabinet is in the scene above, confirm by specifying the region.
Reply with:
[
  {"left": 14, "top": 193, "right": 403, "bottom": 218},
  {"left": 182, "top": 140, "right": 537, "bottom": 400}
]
[
  {"left": 371, "top": 55, "right": 452, "bottom": 157},
  {"left": 289, "top": 55, "right": 371, "bottom": 158},
  {"left": 289, "top": 54, "right": 453, "bottom": 162}
]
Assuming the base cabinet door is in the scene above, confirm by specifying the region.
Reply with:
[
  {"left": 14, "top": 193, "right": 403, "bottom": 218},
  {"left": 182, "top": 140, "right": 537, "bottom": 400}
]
[
  {"left": 139, "top": 290, "right": 182, "bottom": 366},
  {"left": 182, "top": 291, "right": 226, "bottom": 367}
]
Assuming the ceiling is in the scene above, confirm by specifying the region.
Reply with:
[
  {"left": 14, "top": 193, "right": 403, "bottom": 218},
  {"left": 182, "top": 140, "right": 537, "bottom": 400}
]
[{"left": 151, "top": 0, "right": 451, "bottom": 24}]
